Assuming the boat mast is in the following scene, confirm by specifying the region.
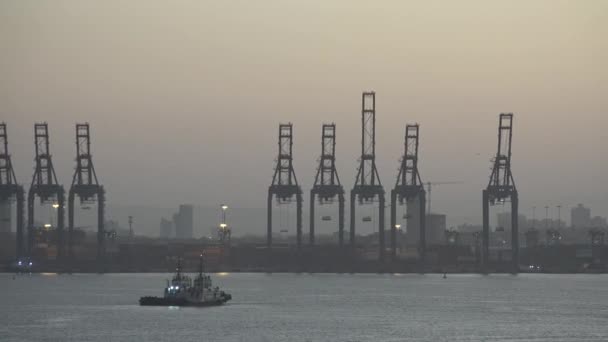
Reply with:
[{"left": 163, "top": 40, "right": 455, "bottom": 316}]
[
  {"left": 176, "top": 257, "right": 182, "bottom": 279},
  {"left": 198, "top": 253, "right": 204, "bottom": 278}
]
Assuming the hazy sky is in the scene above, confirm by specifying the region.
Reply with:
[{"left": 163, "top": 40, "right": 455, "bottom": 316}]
[{"left": 1, "top": 0, "right": 607, "bottom": 228}]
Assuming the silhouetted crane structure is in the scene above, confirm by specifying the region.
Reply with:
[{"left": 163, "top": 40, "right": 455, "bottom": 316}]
[
  {"left": 351, "top": 92, "right": 386, "bottom": 261},
  {"left": 28, "top": 123, "right": 65, "bottom": 257},
  {"left": 0, "top": 123, "right": 26, "bottom": 258},
  {"left": 482, "top": 113, "right": 519, "bottom": 273},
  {"left": 390, "top": 124, "right": 426, "bottom": 262},
  {"left": 310, "top": 124, "right": 344, "bottom": 246},
  {"left": 68, "top": 123, "right": 105, "bottom": 261},
  {"left": 267, "top": 123, "right": 303, "bottom": 250}
]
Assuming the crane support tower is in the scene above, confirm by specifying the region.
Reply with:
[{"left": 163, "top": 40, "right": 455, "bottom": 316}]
[
  {"left": 482, "top": 113, "right": 519, "bottom": 273},
  {"left": 267, "top": 123, "right": 303, "bottom": 250},
  {"left": 28, "top": 123, "right": 66, "bottom": 257},
  {"left": 390, "top": 124, "right": 426, "bottom": 262},
  {"left": 68, "top": 123, "right": 105, "bottom": 261},
  {"left": 0, "top": 123, "right": 26, "bottom": 258},
  {"left": 350, "top": 92, "right": 386, "bottom": 261},
  {"left": 310, "top": 124, "right": 345, "bottom": 246}
]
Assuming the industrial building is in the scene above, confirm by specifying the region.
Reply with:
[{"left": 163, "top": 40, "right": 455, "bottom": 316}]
[
  {"left": 571, "top": 204, "right": 591, "bottom": 228},
  {"left": 159, "top": 217, "right": 174, "bottom": 238},
  {"left": 405, "top": 212, "right": 446, "bottom": 246},
  {"left": 174, "top": 204, "right": 194, "bottom": 239}
]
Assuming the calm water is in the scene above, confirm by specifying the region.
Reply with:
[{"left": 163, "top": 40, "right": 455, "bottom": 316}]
[{"left": 1, "top": 273, "right": 607, "bottom": 342}]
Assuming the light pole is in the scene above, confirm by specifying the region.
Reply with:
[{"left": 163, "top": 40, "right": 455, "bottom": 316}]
[
  {"left": 51, "top": 202, "right": 59, "bottom": 227},
  {"left": 128, "top": 216, "right": 134, "bottom": 239},
  {"left": 221, "top": 204, "right": 228, "bottom": 227},
  {"left": 557, "top": 205, "right": 561, "bottom": 229},
  {"left": 545, "top": 206, "right": 549, "bottom": 229},
  {"left": 219, "top": 205, "right": 230, "bottom": 243}
]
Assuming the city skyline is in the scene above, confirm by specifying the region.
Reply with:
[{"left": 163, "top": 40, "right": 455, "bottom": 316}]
[{"left": 1, "top": 0, "right": 607, "bottom": 231}]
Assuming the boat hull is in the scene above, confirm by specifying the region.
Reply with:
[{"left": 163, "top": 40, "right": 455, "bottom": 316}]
[{"left": 139, "top": 295, "right": 231, "bottom": 307}]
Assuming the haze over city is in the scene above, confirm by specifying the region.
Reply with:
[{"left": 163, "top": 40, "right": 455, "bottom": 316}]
[
  {"left": 3, "top": 2, "right": 608, "bottom": 342},
  {"left": 1, "top": 0, "right": 607, "bottom": 236}
]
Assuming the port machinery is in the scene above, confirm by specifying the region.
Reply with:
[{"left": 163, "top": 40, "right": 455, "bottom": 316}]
[
  {"left": 350, "top": 92, "right": 386, "bottom": 261},
  {"left": 0, "top": 123, "right": 26, "bottom": 259},
  {"left": 267, "top": 123, "right": 303, "bottom": 250},
  {"left": 28, "top": 123, "right": 66, "bottom": 258},
  {"left": 68, "top": 123, "right": 106, "bottom": 262},
  {"left": 390, "top": 124, "right": 426, "bottom": 263},
  {"left": 482, "top": 113, "right": 519, "bottom": 273},
  {"left": 310, "top": 123, "right": 345, "bottom": 246}
]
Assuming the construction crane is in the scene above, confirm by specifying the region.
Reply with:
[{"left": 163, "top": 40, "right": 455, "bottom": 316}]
[{"left": 425, "top": 181, "right": 464, "bottom": 214}]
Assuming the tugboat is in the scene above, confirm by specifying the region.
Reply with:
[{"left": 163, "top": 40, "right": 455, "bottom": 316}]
[{"left": 139, "top": 255, "right": 232, "bottom": 307}]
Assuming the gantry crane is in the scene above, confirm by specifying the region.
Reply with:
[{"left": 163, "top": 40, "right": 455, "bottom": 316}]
[
  {"left": 267, "top": 123, "right": 303, "bottom": 250},
  {"left": 0, "top": 123, "right": 25, "bottom": 258},
  {"left": 310, "top": 124, "right": 344, "bottom": 246},
  {"left": 68, "top": 123, "right": 105, "bottom": 262},
  {"left": 350, "top": 92, "right": 386, "bottom": 261},
  {"left": 482, "top": 113, "right": 519, "bottom": 273},
  {"left": 28, "top": 123, "right": 65, "bottom": 258},
  {"left": 390, "top": 124, "right": 426, "bottom": 262}
]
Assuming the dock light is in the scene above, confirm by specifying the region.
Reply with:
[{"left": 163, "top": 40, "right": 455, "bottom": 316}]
[
  {"left": 44, "top": 223, "right": 52, "bottom": 228},
  {"left": 18, "top": 261, "right": 22, "bottom": 266},
  {"left": 221, "top": 205, "right": 228, "bottom": 210},
  {"left": 395, "top": 224, "right": 401, "bottom": 229},
  {"left": 52, "top": 203, "right": 60, "bottom": 209},
  {"left": 220, "top": 223, "right": 227, "bottom": 229}
]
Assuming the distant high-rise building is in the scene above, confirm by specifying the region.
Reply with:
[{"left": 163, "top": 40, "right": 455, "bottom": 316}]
[
  {"left": 405, "top": 212, "right": 445, "bottom": 245},
  {"left": 496, "top": 212, "right": 527, "bottom": 231},
  {"left": 426, "top": 213, "right": 446, "bottom": 245},
  {"left": 175, "top": 204, "right": 194, "bottom": 239},
  {"left": 457, "top": 223, "right": 482, "bottom": 233},
  {"left": 590, "top": 216, "right": 607, "bottom": 228},
  {"left": 160, "top": 217, "right": 174, "bottom": 238},
  {"left": 571, "top": 204, "right": 591, "bottom": 228},
  {"left": 0, "top": 201, "right": 11, "bottom": 233},
  {"left": 405, "top": 198, "right": 421, "bottom": 238}
]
